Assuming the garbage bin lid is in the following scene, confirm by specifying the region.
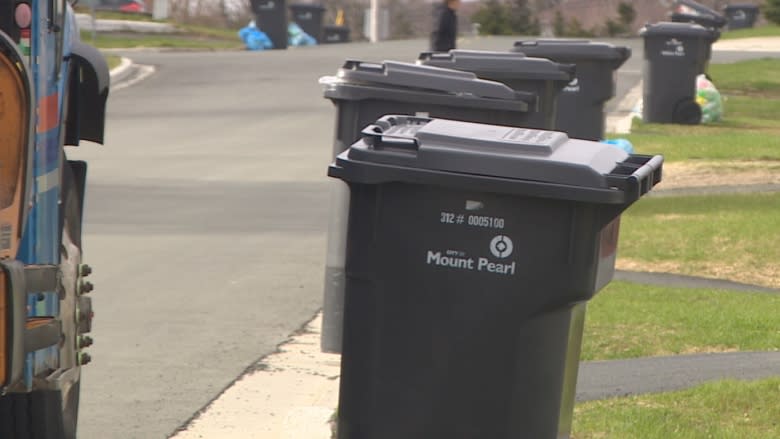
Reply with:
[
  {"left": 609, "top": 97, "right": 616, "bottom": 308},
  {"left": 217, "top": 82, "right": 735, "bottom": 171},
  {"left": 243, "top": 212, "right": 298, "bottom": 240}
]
[
  {"left": 290, "top": 3, "right": 326, "bottom": 11},
  {"left": 326, "top": 60, "right": 535, "bottom": 102},
  {"left": 639, "top": 21, "right": 718, "bottom": 39},
  {"left": 724, "top": 4, "right": 759, "bottom": 12},
  {"left": 417, "top": 50, "right": 575, "bottom": 82},
  {"left": 671, "top": 0, "right": 727, "bottom": 27},
  {"left": 331, "top": 115, "right": 663, "bottom": 203},
  {"left": 511, "top": 40, "right": 632, "bottom": 65}
]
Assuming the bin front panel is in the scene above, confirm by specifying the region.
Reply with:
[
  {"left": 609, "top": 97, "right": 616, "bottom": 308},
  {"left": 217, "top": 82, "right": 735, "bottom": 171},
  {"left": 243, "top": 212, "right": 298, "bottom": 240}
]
[
  {"left": 553, "top": 61, "right": 617, "bottom": 140},
  {"left": 290, "top": 4, "right": 325, "bottom": 41},
  {"left": 337, "top": 182, "right": 604, "bottom": 439},
  {"left": 323, "top": 26, "right": 350, "bottom": 43},
  {"left": 253, "top": 0, "right": 288, "bottom": 49},
  {"left": 642, "top": 33, "right": 707, "bottom": 123},
  {"left": 724, "top": 5, "right": 759, "bottom": 29}
]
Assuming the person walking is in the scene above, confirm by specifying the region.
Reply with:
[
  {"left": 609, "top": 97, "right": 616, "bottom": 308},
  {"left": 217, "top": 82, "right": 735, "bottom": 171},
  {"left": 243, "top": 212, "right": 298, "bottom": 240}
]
[{"left": 430, "top": 0, "right": 460, "bottom": 52}]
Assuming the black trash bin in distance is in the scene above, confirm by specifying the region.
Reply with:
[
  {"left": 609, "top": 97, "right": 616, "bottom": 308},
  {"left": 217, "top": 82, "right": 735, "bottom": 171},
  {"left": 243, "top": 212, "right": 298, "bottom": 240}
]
[
  {"left": 290, "top": 3, "right": 325, "bottom": 42},
  {"left": 511, "top": 40, "right": 631, "bottom": 141},
  {"left": 640, "top": 22, "right": 719, "bottom": 124},
  {"left": 724, "top": 4, "right": 760, "bottom": 30},
  {"left": 417, "top": 50, "right": 575, "bottom": 131},
  {"left": 330, "top": 115, "right": 663, "bottom": 439},
  {"left": 320, "top": 60, "right": 537, "bottom": 354},
  {"left": 323, "top": 25, "right": 350, "bottom": 43},
  {"left": 671, "top": 0, "right": 728, "bottom": 32},
  {"left": 251, "top": 0, "right": 288, "bottom": 49}
]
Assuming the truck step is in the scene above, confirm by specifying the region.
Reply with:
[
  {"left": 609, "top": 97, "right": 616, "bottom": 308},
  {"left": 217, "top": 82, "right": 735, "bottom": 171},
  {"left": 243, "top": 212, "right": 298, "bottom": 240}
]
[{"left": 24, "top": 317, "right": 61, "bottom": 353}]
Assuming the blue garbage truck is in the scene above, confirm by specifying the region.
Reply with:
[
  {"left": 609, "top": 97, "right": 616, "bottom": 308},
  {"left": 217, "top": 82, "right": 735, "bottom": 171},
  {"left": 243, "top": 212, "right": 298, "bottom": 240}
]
[{"left": 0, "top": 0, "right": 108, "bottom": 436}]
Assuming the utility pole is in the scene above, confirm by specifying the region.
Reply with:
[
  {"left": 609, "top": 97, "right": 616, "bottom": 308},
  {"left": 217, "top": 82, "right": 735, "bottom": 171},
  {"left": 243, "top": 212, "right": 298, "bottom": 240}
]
[{"left": 370, "top": 0, "right": 380, "bottom": 42}]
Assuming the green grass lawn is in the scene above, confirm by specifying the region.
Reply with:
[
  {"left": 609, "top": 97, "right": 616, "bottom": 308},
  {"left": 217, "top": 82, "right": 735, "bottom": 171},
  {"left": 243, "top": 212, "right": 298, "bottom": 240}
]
[
  {"left": 616, "top": 192, "right": 780, "bottom": 289},
  {"left": 105, "top": 54, "right": 122, "bottom": 70},
  {"left": 720, "top": 24, "right": 780, "bottom": 40},
  {"left": 76, "top": 9, "right": 244, "bottom": 50},
  {"left": 582, "top": 282, "right": 780, "bottom": 361},
  {"left": 73, "top": 7, "right": 158, "bottom": 22},
  {"left": 83, "top": 31, "right": 242, "bottom": 50},
  {"left": 573, "top": 377, "right": 780, "bottom": 439},
  {"left": 708, "top": 59, "right": 780, "bottom": 96}
]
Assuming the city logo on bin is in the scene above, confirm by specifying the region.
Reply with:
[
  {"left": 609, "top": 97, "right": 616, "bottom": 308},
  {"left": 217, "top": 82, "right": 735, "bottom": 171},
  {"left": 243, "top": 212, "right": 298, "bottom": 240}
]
[
  {"left": 490, "top": 235, "right": 514, "bottom": 259},
  {"left": 563, "top": 77, "right": 580, "bottom": 93},
  {"left": 661, "top": 39, "right": 686, "bottom": 57},
  {"left": 425, "top": 235, "right": 517, "bottom": 276}
]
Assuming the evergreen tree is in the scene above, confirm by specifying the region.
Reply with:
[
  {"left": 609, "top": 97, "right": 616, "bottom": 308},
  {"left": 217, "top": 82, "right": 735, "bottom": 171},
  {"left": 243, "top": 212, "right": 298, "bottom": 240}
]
[
  {"left": 553, "top": 10, "right": 565, "bottom": 36},
  {"left": 473, "top": 0, "right": 513, "bottom": 35},
  {"left": 509, "top": 0, "right": 539, "bottom": 35},
  {"left": 767, "top": 0, "right": 780, "bottom": 25},
  {"left": 617, "top": 1, "right": 636, "bottom": 29}
]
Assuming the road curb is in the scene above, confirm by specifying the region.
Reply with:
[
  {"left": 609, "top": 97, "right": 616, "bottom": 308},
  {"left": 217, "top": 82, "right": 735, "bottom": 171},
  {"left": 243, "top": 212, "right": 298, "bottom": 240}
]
[
  {"left": 606, "top": 79, "right": 642, "bottom": 135},
  {"left": 170, "top": 314, "right": 339, "bottom": 439},
  {"left": 577, "top": 351, "right": 780, "bottom": 402},
  {"left": 109, "top": 59, "right": 156, "bottom": 92},
  {"left": 615, "top": 270, "right": 780, "bottom": 294},
  {"left": 109, "top": 57, "right": 133, "bottom": 84}
]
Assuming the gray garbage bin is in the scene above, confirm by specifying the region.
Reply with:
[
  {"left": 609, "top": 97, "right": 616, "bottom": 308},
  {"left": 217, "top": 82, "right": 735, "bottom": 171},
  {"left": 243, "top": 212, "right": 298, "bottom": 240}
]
[
  {"left": 251, "top": 0, "right": 288, "bottom": 50},
  {"left": 330, "top": 115, "right": 663, "bottom": 439},
  {"left": 320, "top": 61, "right": 536, "bottom": 354},
  {"left": 323, "top": 25, "right": 350, "bottom": 43},
  {"left": 724, "top": 4, "right": 760, "bottom": 30},
  {"left": 290, "top": 3, "right": 325, "bottom": 42},
  {"left": 640, "top": 22, "right": 718, "bottom": 124},
  {"left": 511, "top": 40, "right": 631, "bottom": 141},
  {"left": 417, "top": 50, "right": 575, "bottom": 130},
  {"left": 671, "top": 0, "right": 727, "bottom": 31}
]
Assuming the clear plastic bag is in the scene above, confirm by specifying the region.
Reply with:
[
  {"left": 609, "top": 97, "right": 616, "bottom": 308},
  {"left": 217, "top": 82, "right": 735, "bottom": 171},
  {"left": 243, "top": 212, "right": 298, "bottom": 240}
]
[{"left": 696, "top": 74, "right": 724, "bottom": 124}]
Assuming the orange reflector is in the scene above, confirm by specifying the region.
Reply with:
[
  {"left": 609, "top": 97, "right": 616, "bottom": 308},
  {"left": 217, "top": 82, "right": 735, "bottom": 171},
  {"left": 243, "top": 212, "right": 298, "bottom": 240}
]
[
  {"left": 0, "top": 51, "right": 29, "bottom": 259},
  {"left": 25, "top": 317, "right": 54, "bottom": 330},
  {"left": 0, "top": 269, "right": 6, "bottom": 384}
]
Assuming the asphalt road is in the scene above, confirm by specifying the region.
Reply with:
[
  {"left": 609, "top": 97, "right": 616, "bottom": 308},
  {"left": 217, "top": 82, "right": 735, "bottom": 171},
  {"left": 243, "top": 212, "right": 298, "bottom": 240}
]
[{"left": 69, "top": 37, "right": 778, "bottom": 438}]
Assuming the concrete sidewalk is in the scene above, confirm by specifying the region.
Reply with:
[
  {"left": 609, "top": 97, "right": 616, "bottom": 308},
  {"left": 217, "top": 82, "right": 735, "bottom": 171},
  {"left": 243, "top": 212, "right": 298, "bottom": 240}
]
[
  {"left": 713, "top": 36, "right": 780, "bottom": 52},
  {"left": 171, "top": 314, "right": 339, "bottom": 439}
]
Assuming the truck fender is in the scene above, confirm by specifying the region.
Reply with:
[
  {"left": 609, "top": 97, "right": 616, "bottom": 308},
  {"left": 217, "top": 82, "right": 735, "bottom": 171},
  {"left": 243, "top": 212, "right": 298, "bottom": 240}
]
[{"left": 64, "top": 42, "right": 109, "bottom": 146}]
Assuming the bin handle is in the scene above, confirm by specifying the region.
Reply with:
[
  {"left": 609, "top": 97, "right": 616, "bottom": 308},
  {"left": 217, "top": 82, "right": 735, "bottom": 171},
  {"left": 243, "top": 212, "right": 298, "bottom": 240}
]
[
  {"left": 342, "top": 59, "right": 386, "bottom": 74},
  {"left": 418, "top": 51, "right": 454, "bottom": 62},
  {"left": 605, "top": 154, "right": 664, "bottom": 201},
  {"left": 360, "top": 116, "right": 433, "bottom": 151}
]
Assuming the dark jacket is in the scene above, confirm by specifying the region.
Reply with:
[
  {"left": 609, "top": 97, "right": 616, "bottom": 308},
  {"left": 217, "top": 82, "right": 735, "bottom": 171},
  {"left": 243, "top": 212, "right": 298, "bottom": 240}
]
[{"left": 430, "top": 4, "right": 457, "bottom": 52}]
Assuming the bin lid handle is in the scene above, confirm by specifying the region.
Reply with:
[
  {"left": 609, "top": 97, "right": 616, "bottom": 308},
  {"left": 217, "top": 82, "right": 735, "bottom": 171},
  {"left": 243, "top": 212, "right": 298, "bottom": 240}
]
[{"left": 360, "top": 116, "right": 433, "bottom": 152}]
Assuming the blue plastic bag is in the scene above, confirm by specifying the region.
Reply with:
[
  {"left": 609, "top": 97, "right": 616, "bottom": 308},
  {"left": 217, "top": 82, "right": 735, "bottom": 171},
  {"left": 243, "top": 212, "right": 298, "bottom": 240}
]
[
  {"left": 239, "top": 21, "right": 274, "bottom": 51},
  {"left": 601, "top": 138, "right": 635, "bottom": 154},
  {"left": 288, "top": 22, "right": 317, "bottom": 47}
]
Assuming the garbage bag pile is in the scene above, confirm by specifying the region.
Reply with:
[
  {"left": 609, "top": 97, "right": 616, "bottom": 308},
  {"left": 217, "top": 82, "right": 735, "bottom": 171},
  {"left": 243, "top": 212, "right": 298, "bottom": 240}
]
[
  {"left": 238, "top": 21, "right": 273, "bottom": 51},
  {"left": 696, "top": 74, "right": 723, "bottom": 124},
  {"left": 239, "top": 20, "right": 318, "bottom": 50}
]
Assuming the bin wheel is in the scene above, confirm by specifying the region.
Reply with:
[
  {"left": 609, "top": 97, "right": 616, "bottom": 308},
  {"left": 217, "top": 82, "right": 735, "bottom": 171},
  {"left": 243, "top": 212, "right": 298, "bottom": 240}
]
[{"left": 672, "top": 99, "right": 702, "bottom": 125}]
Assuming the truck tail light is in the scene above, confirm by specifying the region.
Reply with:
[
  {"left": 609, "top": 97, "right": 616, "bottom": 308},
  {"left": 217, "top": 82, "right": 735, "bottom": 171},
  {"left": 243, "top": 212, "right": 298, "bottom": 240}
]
[
  {"left": 0, "top": 35, "right": 32, "bottom": 260},
  {"left": 0, "top": 269, "right": 6, "bottom": 384}
]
